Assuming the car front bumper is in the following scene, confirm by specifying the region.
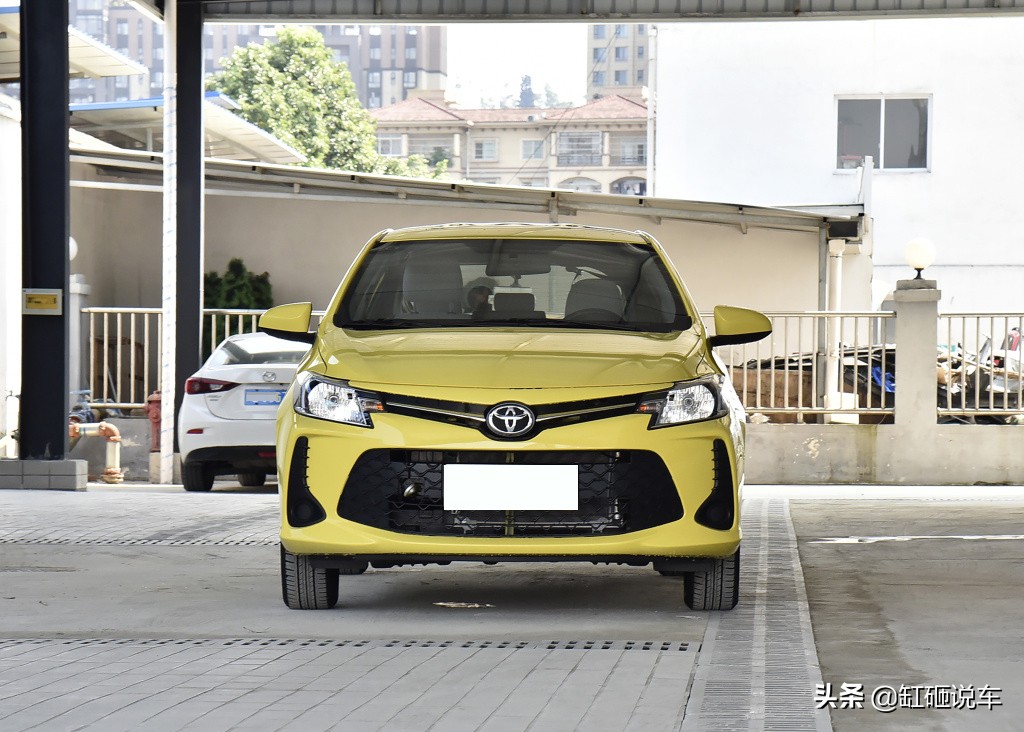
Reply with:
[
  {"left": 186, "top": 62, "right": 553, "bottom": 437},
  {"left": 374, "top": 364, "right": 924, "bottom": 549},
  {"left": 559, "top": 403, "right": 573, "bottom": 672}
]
[{"left": 277, "top": 409, "right": 742, "bottom": 562}]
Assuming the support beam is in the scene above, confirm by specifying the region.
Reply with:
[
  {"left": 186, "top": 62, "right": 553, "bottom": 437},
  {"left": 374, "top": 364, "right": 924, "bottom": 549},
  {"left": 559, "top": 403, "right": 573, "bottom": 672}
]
[
  {"left": 175, "top": 2, "right": 206, "bottom": 451},
  {"left": 19, "top": 0, "right": 70, "bottom": 460}
]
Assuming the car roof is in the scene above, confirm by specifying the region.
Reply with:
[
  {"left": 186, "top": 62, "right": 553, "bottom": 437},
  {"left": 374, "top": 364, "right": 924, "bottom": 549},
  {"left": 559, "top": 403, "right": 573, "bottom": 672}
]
[{"left": 377, "top": 222, "right": 651, "bottom": 245}]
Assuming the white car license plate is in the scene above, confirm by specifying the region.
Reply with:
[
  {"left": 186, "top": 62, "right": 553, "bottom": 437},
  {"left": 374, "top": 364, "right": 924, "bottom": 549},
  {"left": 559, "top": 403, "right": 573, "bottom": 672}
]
[
  {"left": 443, "top": 464, "right": 579, "bottom": 511},
  {"left": 244, "top": 388, "right": 286, "bottom": 407}
]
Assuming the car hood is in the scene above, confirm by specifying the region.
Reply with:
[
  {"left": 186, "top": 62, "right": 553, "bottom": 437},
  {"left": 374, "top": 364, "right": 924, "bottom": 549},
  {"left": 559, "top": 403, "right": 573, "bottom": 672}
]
[{"left": 314, "top": 327, "right": 710, "bottom": 390}]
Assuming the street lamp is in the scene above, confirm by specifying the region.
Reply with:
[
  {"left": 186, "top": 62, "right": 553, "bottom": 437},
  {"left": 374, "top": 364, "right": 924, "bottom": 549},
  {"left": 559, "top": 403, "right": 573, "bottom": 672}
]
[{"left": 905, "top": 237, "right": 936, "bottom": 280}]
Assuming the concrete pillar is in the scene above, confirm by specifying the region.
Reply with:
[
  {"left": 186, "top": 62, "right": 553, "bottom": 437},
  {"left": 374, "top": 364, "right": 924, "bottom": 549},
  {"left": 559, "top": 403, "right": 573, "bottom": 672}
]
[{"left": 893, "top": 278, "right": 941, "bottom": 430}]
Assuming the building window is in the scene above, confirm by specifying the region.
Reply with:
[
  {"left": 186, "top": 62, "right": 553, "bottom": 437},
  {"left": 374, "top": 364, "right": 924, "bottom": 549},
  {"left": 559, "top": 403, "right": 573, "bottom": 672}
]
[
  {"left": 403, "top": 71, "right": 417, "bottom": 88},
  {"left": 405, "top": 46, "right": 417, "bottom": 60},
  {"left": 367, "top": 72, "right": 381, "bottom": 86},
  {"left": 614, "top": 70, "right": 628, "bottom": 85},
  {"left": 637, "top": 45, "right": 645, "bottom": 58},
  {"left": 377, "top": 134, "right": 403, "bottom": 157},
  {"left": 473, "top": 139, "right": 498, "bottom": 161},
  {"left": 837, "top": 97, "right": 929, "bottom": 170},
  {"left": 593, "top": 48, "right": 607, "bottom": 62},
  {"left": 408, "top": 135, "right": 453, "bottom": 162},
  {"left": 557, "top": 132, "right": 602, "bottom": 167},
  {"left": 614, "top": 24, "right": 627, "bottom": 37},
  {"left": 614, "top": 46, "right": 628, "bottom": 61},
  {"left": 611, "top": 177, "right": 646, "bottom": 195},
  {"left": 593, "top": 25, "right": 606, "bottom": 39},
  {"left": 637, "top": 69, "right": 644, "bottom": 84},
  {"left": 612, "top": 137, "right": 646, "bottom": 165},
  {"left": 521, "top": 139, "right": 545, "bottom": 160},
  {"left": 558, "top": 177, "right": 602, "bottom": 193},
  {"left": 368, "top": 94, "right": 381, "bottom": 108},
  {"left": 369, "top": 47, "right": 382, "bottom": 60},
  {"left": 637, "top": 24, "right": 646, "bottom": 34},
  {"left": 592, "top": 71, "right": 605, "bottom": 87}
]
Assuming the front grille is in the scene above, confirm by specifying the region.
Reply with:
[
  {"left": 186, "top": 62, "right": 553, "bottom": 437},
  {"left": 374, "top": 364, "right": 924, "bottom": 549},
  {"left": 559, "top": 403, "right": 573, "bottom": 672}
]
[{"left": 337, "top": 450, "right": 683, "bottom": 537}]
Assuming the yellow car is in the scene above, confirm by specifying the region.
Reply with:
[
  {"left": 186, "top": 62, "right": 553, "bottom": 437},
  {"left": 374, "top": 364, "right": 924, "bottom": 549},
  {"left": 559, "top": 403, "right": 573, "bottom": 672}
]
[{"left": 259, "top": 223, "right": 770, "bottom": 611}]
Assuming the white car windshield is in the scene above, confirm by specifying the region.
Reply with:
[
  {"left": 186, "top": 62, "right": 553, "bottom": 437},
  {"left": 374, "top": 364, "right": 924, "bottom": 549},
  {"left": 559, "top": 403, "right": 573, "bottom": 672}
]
[{"left": 334, "top": 238, "right": 692, "bottom": 333}]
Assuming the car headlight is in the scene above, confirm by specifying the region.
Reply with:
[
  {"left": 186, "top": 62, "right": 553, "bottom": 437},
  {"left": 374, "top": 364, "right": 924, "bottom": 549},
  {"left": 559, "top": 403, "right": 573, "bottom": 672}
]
[
  {"left": 637, "top": 377, "right": 727, "bottom": 428},
  {"left": 294, "top": 373, "right": 383, "bottom": 427}
]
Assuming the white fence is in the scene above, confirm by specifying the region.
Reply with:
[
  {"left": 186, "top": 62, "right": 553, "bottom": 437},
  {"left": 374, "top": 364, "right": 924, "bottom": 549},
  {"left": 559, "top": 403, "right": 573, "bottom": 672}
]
[{"left": 83, "top": 307, "right": 1023, "bottom": 424}]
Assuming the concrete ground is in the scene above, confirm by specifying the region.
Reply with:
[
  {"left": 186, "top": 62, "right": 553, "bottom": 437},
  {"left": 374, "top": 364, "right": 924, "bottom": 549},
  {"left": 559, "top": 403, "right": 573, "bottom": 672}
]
[{"left": 0, "top": 481, "right": 1020, "bottom": 731}]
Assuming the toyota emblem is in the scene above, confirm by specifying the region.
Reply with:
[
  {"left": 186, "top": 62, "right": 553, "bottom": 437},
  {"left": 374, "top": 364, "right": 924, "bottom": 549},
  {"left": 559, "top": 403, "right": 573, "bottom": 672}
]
[
  {"left": 262, "top": 371, "right": 277, "bottom": 383},
  {"left": 485, "top": 403, "right": 535, "bottom": 438}
]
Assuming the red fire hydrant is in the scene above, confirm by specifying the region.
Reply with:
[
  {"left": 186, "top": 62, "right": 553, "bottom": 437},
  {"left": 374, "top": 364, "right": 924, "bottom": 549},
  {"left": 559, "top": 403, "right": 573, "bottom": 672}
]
[{"left": 146, "top": 390, "right": 162, "bottom": 452}]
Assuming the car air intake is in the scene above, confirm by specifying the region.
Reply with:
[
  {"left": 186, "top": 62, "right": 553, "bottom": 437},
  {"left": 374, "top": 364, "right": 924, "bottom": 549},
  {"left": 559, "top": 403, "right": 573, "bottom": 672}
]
[
  {"left": 338, "top": 450, "right": 683, "bottom": 537},
  {"left": 694, "top": 440, "right": 735, "bottom": 531},
  {"left": 286, "top": 437, "right": 326, "bottom": 528}
]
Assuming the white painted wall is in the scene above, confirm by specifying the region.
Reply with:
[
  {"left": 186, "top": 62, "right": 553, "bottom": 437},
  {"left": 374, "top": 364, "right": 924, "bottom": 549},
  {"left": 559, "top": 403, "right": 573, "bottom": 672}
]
[
  {"left": 656, "top": 17, "right": 1024, "bottom": 311},
  {"left": 0, "top": 100, "right": 21, "bottom": 456},
  {"left": 67, "top": 183, "right": 834, "bottom": 316}
]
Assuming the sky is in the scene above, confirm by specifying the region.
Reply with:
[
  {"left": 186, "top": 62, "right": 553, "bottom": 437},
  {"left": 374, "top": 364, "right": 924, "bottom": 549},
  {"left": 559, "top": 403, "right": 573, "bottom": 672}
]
[{"left": 445, "top": 24, "right": 587, "bottom": 108}]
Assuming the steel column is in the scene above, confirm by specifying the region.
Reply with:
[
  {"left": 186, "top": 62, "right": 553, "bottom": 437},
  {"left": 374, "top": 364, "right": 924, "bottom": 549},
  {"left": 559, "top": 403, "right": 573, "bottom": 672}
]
[
  {"left": 18, "top": 0, "right": 70, "bottom": 459},
  {"left": 174, "top": 1, "right": 206, "bottom": 453}
]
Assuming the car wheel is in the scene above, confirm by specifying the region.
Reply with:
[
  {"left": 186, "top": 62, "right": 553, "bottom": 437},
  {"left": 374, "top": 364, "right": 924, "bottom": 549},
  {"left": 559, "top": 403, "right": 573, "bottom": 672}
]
[
  {"left": 182, "top": 462, "right": 214, "bottom": 492},
  {"left": 280, "top": 544, "right": 339, "bottom": 610},
  {"left": 684, "top": 550, "right": 740, "bottom": 611},
  {"left": 237, "top": 471, "right": 266, "bottom": 487}
]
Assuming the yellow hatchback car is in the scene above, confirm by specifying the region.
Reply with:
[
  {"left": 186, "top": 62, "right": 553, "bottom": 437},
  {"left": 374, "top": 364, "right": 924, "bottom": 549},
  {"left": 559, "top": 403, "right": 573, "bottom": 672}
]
[{"left": 259, "top": 223, "right": 770, "bottom": 611}]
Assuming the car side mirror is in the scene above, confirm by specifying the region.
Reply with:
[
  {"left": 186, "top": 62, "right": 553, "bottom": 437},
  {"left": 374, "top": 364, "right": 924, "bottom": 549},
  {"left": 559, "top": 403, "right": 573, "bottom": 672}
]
[
  {"left": 259, "top": 302, "right": 316, "bottom": 344},
  {"left": 708, "top": 305, "right": 772, "bottom": 348}
]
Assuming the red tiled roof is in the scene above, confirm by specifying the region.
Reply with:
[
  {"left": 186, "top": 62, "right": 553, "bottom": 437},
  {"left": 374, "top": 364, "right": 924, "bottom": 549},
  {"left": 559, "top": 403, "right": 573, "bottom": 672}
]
[{"left": 371, "top": 94, "right": 647, "bottom": 125}]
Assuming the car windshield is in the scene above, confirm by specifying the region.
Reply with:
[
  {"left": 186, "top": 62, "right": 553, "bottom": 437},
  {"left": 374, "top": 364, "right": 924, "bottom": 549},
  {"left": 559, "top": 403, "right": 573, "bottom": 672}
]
[
  {"left": 334, "top": 238, "right": 692, "bottom": 333},
  {"left": 206, "top": 337, "right": 310, "bottom": 367}
]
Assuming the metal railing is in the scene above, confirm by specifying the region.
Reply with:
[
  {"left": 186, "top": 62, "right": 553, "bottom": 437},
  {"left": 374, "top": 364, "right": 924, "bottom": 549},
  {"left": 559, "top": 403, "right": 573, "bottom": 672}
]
[
  {"left": 710, "top": 311, "right": 897, "bottom": 422},
  {"left": 85, "top": 307, "right": 161, "bottom": 410},
  {"left": 938, "top": 313, "right": 1024, "bottom": 419}
]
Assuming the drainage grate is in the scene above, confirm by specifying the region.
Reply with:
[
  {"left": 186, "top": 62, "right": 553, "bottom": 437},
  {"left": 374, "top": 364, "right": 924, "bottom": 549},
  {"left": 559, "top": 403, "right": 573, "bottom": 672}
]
[
  {"left": 680, "top": 498, "right": 832, "bottom": 732},
  {"left": 0, "top": 637, "right": 690, "bottom": 652},
  {"left": 0, "top": 537, "right": 275, "bottom": 546}
]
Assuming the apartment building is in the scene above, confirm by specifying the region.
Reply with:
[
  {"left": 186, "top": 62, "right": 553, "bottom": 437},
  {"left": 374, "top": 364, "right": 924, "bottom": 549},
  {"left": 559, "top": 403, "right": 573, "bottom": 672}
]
[
  {"left": 372, "top": 94, "right": 648, "bottom": 195},
  {"left": 586, "top": 23, "right": 649, "bottom": 100},
  {"left": 67, "top": 1, "right": 445, "bottom": 109}
]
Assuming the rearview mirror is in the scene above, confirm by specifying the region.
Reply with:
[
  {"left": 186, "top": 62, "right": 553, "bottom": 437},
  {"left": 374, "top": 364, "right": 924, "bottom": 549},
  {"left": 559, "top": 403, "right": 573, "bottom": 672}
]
[
  {"left": 259, "top": 302, "right": 316, "bottom": 344},
  {"left": 708, "top": 305, "right": 772, "bottom": 348}
]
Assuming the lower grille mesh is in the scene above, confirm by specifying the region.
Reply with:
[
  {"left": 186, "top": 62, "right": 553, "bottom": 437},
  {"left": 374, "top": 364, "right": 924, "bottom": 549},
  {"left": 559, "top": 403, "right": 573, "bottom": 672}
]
[{"left": 337, "top": 450, "right": 683, "bottom": 537}]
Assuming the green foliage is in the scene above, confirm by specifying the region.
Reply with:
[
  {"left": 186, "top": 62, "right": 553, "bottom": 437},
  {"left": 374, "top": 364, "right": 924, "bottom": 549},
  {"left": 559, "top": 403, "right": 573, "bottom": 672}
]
[
  {"left": 204, "top": 259, "right": 273, "bottom": 310},
  {"left": 378, "top": 153, "right": 449, "bottom": 180},
  {"left": 519, "top": 75, "right": 536, "bottom": 108},
  {"left": 208, "top": 26, "right": 379, "bottom": 172}
]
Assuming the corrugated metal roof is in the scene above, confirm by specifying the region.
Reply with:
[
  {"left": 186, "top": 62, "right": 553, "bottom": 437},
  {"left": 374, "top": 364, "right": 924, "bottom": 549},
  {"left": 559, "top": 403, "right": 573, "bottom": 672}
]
[
  {"left": 69, "top": 92, "right": 306, "bottom": 166},
  {"left": 0, "top": 7, "right": 146, "bottom": 83}
]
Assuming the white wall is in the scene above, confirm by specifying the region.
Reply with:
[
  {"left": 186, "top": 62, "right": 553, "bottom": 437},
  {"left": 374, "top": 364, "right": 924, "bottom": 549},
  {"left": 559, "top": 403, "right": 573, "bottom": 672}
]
[
  {"left": 67, "top": 183, "right": 836, "bottom": 316},
  {"left": 656, "top": 18, "right": 1024, "bottom": 311},
  {"left": 0, "top": 102, "right": 21, "bottom": 456}
]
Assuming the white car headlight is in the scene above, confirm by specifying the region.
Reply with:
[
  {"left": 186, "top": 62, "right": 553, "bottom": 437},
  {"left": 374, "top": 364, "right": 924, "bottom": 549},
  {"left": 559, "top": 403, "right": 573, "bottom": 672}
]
[
  {"left": 637, "top": 377, "right": 726, "bottom": 427},
  {"left": 295, "top": 373, "right": 383, "bottom": 427}
]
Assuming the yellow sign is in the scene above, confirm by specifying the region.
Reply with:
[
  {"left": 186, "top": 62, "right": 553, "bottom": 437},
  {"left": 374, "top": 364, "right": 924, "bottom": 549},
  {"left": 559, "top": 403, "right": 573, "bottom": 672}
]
[{"left": 22, "top": 289, "right": 63, "bottom": 315}]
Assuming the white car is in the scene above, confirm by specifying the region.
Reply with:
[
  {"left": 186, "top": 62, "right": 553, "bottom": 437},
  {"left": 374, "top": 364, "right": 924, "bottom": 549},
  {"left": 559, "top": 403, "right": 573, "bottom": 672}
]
[{"left": 177, "top": 332, "right": 310, "bottom": 492}]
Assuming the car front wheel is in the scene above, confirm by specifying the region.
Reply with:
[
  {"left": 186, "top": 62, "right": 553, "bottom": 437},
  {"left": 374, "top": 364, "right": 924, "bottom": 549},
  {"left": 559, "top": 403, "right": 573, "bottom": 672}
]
[
  {"left": 182, "top": 462, "right": 214, "bottom": 492},
  {"left": 280, "top": 545, "right": 339, "bottom": 609},
  {"left": 684, "top": 550, "right": 740, "bottom": 611}
]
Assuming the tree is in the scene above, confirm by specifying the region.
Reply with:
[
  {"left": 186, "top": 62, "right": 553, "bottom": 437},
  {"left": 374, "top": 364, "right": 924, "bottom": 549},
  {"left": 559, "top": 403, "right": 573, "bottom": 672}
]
[
  {"left": 204, "top": 258, "right": 272, "bottom": 310},
  {"left": 542, "top": 84, "right": 574, "bottom": 109},
  {"left": 519, "top": 75, "right": 536, "bottom": 108},
  {"left": 208, "top": 27, "right": 378, "bottom": 172}
]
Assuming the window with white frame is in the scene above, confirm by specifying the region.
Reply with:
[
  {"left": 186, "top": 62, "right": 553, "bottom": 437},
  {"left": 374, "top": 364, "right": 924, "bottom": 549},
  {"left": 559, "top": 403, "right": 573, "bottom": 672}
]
[
  {"left": 614, "top": 46, "right": 628, "bottom": 61},
  {"left": 837, "top": 97, "right": 929, "bottom": 170},
  {"left": 592, "top": 71, "right": 605, "bottom": 87},
  {"left": 521, "top": 139, "right": 545, "bottom": 160},
  {"left": 614, "top": 24, "right": 627, "bottom": 37},
  {"left": 369, "top": 46, "right": 381, "bottom": 59},
  {"left": 377, "top": 134, "right": 403, "bottom": 157},
  {"left": 473, "top": 139, "right": 498, "bottom": 161},
  {"left": 556, "top": 132, "right": 602, "bottom": 166},
  {"left": 367, "top": 71, "right": 381, "bottom": 86},
  {"left": 405, "top": 46, "right": 417, "bottom": 60},
  {"left": 614, "top": 70, "right": 628, "bottom": 85},
  {"left": 403, "top": 71, "right": 417, "bottom": 88},
  {"left": 593, "top": 25, "right": 606, "bottom": 39},
  {"left": 593, "top": 47, "right": 607, "bottom": 62}
]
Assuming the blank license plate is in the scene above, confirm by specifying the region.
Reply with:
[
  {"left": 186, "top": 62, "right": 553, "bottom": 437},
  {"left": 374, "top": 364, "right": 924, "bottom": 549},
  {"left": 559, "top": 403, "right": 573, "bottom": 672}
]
[
  {"left": 244, "top": 388, "right": 286, "bottom": 406},
  {"left": 443, "top": 464, "right": 579, "bottom": 511}
]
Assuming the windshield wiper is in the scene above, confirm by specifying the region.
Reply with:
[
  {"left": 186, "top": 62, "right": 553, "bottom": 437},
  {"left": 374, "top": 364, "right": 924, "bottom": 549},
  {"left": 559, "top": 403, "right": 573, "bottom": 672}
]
[
  {"left": 340, "top": 319, "right": 434, "bottom": 330},
  {"left": 553, "top": 320, "right": 644, "bottom": 332}
]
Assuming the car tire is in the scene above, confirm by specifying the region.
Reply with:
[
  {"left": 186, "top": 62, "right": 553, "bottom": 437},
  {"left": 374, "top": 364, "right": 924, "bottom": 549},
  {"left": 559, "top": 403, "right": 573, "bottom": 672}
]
[
  {"left": 182, "top": 462, "right": 214, "bottom": 492},
  {"left": 684, "top": 550, "right": 740, "bottom": 611},
  {"left": 280, "top": 545, "right": 339, "bottom": 610},
  {"left": 657, "top": 569, "right": 687, "bottom": 577},
  {"left": 237, "top": 471, "right": 266, "bottom": 487}
]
